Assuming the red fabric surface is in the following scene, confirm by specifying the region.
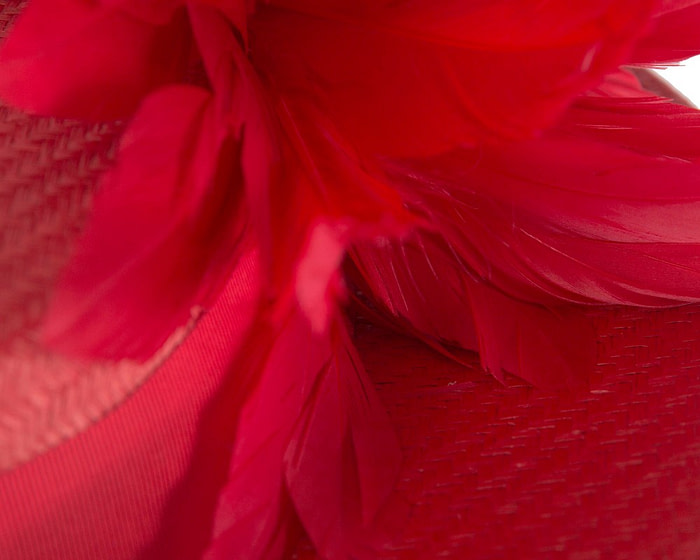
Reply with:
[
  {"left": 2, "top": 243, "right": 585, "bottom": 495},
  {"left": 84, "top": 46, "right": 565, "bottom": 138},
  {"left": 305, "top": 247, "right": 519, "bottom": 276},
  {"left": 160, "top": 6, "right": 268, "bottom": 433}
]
[
  {"left": 362, "top": 310, "right": 700, "bottom": 559},
  {"left": 0, "top": 260, "right": 259, "bottom": 560}
]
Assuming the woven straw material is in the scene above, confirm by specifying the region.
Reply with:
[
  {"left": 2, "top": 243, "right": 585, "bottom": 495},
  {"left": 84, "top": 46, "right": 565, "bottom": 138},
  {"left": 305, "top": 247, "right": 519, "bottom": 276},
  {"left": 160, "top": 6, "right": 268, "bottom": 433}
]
[
  {"left": 2, "top": 2, "right": 700, "bottom": 559},
  {"left": 0, "top": 2, "right": 197, "bottom": 470},
  {"left": 360, "top": 308, "right": 700, "bottom": 559}
]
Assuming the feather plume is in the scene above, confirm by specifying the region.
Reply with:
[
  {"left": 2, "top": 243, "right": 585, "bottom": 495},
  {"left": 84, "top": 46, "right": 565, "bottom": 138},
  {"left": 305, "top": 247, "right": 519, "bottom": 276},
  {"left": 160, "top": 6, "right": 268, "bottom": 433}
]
[
  {"left": 350, "top": 90, "right": 700, "bottom": 387},
  {"left": 631, "top": 0, "right": 700, "bottom": 63},
  {"left": 205, "top": 308, "right": 400, "bottom": 559},
  {"left": 351, "top": 235, "right": 594, "bottom": 389},
  {"left": 192, "top": 5, "right": 412, "bottom": 332},
  {"left": 250, "top": 0, "right": 655, "bottom": 157},
  {"left": 42, "top": 84, "right": 247, "bottom": 359},
  {"left": 382, "top": 92, "right": 700, "bottom": 309},
  {"left": 0, "top": 0, "right": 192, "bottom": 119}
]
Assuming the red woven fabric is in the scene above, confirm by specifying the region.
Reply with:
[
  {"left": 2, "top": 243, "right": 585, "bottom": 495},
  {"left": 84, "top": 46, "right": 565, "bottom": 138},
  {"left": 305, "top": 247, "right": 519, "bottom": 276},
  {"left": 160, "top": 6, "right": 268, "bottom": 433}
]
[{"left": 362, "top": 309, "right": 700, "bottom": 559}]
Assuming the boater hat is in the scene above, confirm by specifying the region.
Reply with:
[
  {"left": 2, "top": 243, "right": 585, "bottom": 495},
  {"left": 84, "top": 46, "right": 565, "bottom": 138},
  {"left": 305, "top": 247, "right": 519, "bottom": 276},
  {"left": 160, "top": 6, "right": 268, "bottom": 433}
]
[{"left": 3, "top": 1, "right": 700, "bottom": 559}]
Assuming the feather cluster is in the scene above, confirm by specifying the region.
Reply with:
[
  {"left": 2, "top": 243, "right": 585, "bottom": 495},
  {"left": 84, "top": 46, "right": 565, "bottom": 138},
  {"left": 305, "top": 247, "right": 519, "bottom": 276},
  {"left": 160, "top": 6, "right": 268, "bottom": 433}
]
[{"left": 3, "top": 0, "right": 700, "bottom": 558}]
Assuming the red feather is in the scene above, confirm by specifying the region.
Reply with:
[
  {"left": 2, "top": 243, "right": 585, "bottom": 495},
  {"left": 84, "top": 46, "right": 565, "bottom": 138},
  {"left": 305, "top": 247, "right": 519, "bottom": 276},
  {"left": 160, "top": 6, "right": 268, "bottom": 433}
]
[
  {"left": 205, "top": 309, "right": 400, "bottom": 559},
  {"left": 0, "top": 0, "right": 192, "bottom": 119},
  {"left": 350, "top": 235, "right": 480, "bottom": 358},
  {"left": 269, "top": 99, "right": 414, "bottom": 329},
  {"left": 42, "top": 84, "right": 247, "bottom": 360},
  {"left": 382, "top": 92, "right": 700, "bottom": 308},
  {"left": 631, "top": 0, "right": 700, "bottom": 63},
  {"left": 250, "top": 0, "right": 655, "bottom": 157},
  {"left": 351, "top": 234, "right": 595, "bottom": 389},
  {"left": 99, "top": 0, "right": 252, "bottom": 29},
  {"left": 191, "top": 5, "right": 412, "bottom": 331},
  {"left": 98, "top": 0, "right": 182, "bottom": 25},
  {"left": 350, "top": 90, "right": 700, "bottom": 387}
]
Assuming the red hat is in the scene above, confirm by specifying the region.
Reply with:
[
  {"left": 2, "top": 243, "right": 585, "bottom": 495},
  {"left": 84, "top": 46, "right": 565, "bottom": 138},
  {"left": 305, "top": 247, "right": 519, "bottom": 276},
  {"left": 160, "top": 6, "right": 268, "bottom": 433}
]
[{"left": 3, "top": 1, "right": 700, "bottom": 559}]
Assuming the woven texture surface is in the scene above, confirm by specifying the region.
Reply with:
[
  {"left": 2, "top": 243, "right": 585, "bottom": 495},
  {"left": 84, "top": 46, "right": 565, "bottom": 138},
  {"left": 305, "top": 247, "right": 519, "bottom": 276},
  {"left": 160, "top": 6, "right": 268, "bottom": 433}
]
[
  {"left": 2, "top": 2, "right": 700, "bottom": 558},
  {"left": 0, "top": 1, "right": 189, "bottom": 470},
  {"left": 359, "top": 308, "right": 700, "bottom": 559}
]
